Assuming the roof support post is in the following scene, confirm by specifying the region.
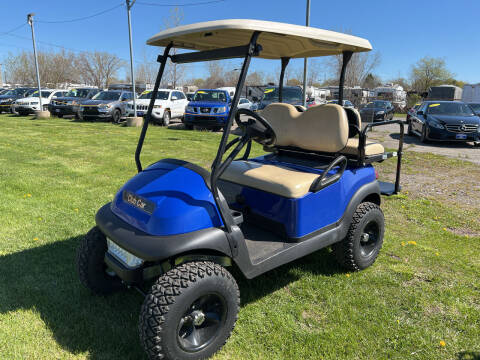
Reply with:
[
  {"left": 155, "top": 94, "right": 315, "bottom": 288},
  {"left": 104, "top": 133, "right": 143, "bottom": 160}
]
[
  {"left": 135, "top": 43, "right": 172, "bottom": 172},
  {"left": 278, "top": 57, "right": 290, "bottom": 103},
  {"left": 338, "top": 50, "right": 353, "bottom": 104},
  {"left": 210, "top": 31, "right": 261, "bottom": 233}
]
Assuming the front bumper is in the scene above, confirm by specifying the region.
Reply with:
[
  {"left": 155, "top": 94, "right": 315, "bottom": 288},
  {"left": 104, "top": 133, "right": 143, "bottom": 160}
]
[
  {"left": 426, "top": 125, "right": 480, "bottom": 142},
  {"left": 184, "top": 113, "right": 228, "bottom": 127},
  {"left": 360, "top": 112, "right": 386, "bottom": 122},
  {"left": 48, "top": 104, "right": 76, "bottom": 116},
  {"left": 80, "top": 107, "right": 113, "bottom": 119}
]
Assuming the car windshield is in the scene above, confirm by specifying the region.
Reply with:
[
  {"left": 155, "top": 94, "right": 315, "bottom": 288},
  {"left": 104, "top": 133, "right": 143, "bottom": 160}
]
[
  {"left": 32, "top": 91, "right": 52, "bottom": 98},
  {"left": 65, "top": 89, "right": 91, "bottom": 98},
  {"left": 139, "top": 91, "right": 169, "bottom": 100},
  {"left": 365, "top": 101, "right": 387, "bottom": 108},
  {"left": 3, "top": 90, "right": 16, "bottom": 96},
  {"left": 262, "top": 87, "right": 302, "bottom": 102},
  {"left": 92, "top": 91, "right": 121, "bottom": 101},
  {"left": 193, "top": 90, "right": 227, "bottom": 102},
  {"left": 469, "top": 103, "right": 480, "bottom": 113},
  {"left": 428, "top": 102, "right": 475, "bottom": 116}
]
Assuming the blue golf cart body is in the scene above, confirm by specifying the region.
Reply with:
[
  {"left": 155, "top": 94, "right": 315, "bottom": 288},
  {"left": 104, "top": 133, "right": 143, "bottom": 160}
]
[{"left": 184, "top": 89, "right": 231, "bottom": 128}]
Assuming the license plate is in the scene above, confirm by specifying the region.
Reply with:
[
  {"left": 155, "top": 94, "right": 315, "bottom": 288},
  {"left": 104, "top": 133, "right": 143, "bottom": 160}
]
[
  {"left": 137, "top": 111, "right": 144, "bottom": 116},
  {"left": 456, "top": 133, "right": 467, "bottom": 140},
  {"left": 55, "top": 109, "right": 60, "bottom": 113}
]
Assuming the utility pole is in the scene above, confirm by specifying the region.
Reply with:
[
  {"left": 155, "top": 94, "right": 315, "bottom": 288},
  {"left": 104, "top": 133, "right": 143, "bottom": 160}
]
[
  {"left": 126, "top": 0, "right": 137, "bottom": 117},
  {"left": 27, "top": 13, "right": 43, "bottom": 110},
  {"left": 302, "top": 0, "right": 311, "bottom": 107}
]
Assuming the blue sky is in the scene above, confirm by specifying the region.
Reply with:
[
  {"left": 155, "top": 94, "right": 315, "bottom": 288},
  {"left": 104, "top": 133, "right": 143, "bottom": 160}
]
[{"left": 1, "top": 0, "right": 479, "bottom": 83}]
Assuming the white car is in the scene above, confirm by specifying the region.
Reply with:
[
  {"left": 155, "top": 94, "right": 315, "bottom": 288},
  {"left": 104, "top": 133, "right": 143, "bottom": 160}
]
[
  {"left": 238, "top": 97, "right": 253, "bottom": 110},
  {"left": 14, "top": 89, "right": 67, "bottom": 115},
  {"left": 126, "top": 89, "right": 188, "bottom": 126}
]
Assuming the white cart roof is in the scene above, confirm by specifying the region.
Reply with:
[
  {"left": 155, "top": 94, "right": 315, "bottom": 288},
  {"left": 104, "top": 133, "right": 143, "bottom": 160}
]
[{"left": 147, "top": 19, "right": 372, "bottom": 59}]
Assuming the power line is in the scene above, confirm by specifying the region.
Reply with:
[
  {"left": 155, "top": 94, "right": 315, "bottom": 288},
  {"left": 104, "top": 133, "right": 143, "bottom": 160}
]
[
  {"left": 136, "top": 0, "right": 224, "bottom": 7},
  {"left": 0, "top": 23, "right": 27, "bottom": 37},
  {"left": 36, "top": 2, "right": 124, "bottom": 24}
]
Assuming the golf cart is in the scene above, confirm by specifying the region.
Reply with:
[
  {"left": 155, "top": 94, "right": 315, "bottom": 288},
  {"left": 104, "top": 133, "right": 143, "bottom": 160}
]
[{"left": 77, "top": 19, "right": 405, "bottom": 360}]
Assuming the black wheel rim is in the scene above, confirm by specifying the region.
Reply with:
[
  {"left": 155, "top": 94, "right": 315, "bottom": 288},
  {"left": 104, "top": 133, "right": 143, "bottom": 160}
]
[
  {"left": 177, "top": 293, "right": 226, "bottom": 353},
  {"left": 359, "top": 220, "right": 380, "bottom": 257}
]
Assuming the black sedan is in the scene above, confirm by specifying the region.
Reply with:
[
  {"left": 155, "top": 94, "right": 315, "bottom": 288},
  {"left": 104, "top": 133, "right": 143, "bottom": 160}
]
[
  {"left": 359, "top": 100, "right": 395, "bottom": 122},
  {"left": 408, "top": 101, "right": 480, "bottom": 143},
  {"left": 48, "top": 88, "right": 99, "bottom": 118},
  {"left": 0, "top": 87, "right": 36, "bottom": 113}
]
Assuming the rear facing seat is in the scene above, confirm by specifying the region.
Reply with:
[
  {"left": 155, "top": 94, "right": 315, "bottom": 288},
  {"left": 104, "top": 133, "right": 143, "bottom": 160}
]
[{"left": 341, "top": 107, "right": 384, "bottom": 156}]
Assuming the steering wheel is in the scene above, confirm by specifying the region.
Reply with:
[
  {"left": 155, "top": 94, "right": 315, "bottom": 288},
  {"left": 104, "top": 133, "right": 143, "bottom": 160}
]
[{"left": 234, "top": 108, "right": 276, "bottom": 146}]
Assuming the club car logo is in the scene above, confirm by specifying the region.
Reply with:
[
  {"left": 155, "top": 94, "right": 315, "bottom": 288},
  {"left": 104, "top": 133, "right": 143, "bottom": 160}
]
[{"left": 122, "top": 190, "right": 155, "bottom": 214}]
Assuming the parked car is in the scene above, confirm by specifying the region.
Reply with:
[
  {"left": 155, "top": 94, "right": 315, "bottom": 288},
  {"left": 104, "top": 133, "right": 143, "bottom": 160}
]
[
  {"left": 126, "top": 89, "right": 188, "bottom": 126},
  {"left": 186, "top": 92, "right": 195, "bottom": 101},
  {"left": 14, "top": 89, "right": 67, "bottom": 115},
  {"left": 79, "top": 90, "right": 134, "bottom": 123},
  {"left": 257, "top": 85, "right": 303, "bottom": 110},
  {"left": 327, "top": 99, "right": 355, "bottom": 110},
  {"left": 0, "top": 87, "right": 36, "bottom": 113},
  {"left": 183, "top": 89, "right": 231, "bottom": 130},
  {"left": 48, "top": 87, "right": 99, "bottom": 118},
  {"left": 406, "top": 103, "right": 422, "bottom": 124},
  {"left": 468, "top": 103, "right": 480, "bottom": 116},
  {"left": 237, "top": 97, "right": 253, "bottom": 110},
  {"left": 408, "top": 101, "right": 480, "bottom": 143},
  {"left": 359, "top": 100, "right": 394, "bottom": 122}
]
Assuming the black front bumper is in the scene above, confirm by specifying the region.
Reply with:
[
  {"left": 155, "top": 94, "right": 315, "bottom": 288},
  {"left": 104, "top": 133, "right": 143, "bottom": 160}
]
[
  {"left": 48, "top": 104, "right": 75, "bottom": 116},
  {"left": 426, "top": 126, "right": 479, "bottom": 142}
]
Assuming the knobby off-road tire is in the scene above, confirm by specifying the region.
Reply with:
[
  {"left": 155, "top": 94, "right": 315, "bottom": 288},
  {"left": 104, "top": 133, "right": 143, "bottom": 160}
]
[
  {"left": 77, "top": 226, "right": 124, "bottom": 295},
  {"left": 139, "top": 261, "right": 240, "bottom": 360},
  {"left": 334, "top": 202, "right": 385, "bottom": 271}
]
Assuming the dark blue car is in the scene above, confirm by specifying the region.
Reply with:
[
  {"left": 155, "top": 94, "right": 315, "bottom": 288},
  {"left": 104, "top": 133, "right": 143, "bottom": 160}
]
[
  {"left": 183, "top": 89, "right": 231, "bottom": 130},
  {"left": 408, "top": 101, "right": 480, "bottom": 143}
]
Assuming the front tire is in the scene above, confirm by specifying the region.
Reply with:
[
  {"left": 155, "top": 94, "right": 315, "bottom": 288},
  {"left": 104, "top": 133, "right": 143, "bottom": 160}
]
[
  {"left": 112, "top": 109, "right": 121, "bottom": 123},
  {"left": 162, "top": 110, "right": 170, "bottom": 126},
  {"left": 420, "top": 124, "right": 428, "bottom": 143},
  {"left": 333, "top": 202, "right": 385, "bottom": 271},
  {"left": 139, "top": 261, "right": 239, "bottom": 360},
  {"left": 76, "top": 226, "right": 124, "bottom": 295}
]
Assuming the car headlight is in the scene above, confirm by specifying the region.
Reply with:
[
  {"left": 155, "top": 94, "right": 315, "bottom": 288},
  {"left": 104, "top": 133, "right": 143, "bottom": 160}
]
[
  {"left": 186, "top": 106, "right": 195, "bottom": 112},
  {"left": 376, "top": 111, "right": 385, "bottom": 115},
  {"left": 429, "top": 121, "right": 444, "bottom": 129},
  {"left": 215, "top": 106, "right": 227, "bottom": 113},
  {"left": 153, "top": 105, "right": 162, "bottom": 109},
  {"left": 30, "top": 102, "right": 38, "bottom": 105},
  {"left": 107, "top": 238, "right": 144, "bottom": 268}
]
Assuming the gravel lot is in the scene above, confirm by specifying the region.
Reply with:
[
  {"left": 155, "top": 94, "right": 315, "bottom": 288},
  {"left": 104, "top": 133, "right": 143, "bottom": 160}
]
[{"left": 367, "top": 118, "right": 480, "bottom": 165}]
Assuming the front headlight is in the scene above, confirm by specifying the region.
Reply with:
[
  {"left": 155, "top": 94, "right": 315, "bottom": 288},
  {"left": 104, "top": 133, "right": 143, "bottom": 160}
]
[
  {"left": 186, "top": 106, "right": 195, "bottom": 112},
  {"left": 376, "top": 111, "right": 385, "bottom": 115},
  {"left": 153, "top": 105, "right": 162, "bottom": 109},
  {"left": 107, "top": 238, "right": 144, "bottom": 268},
  {"left": 215, "top": 106, "right": 227, "bottom": 113},
  {"left": 429, "top": 121, "right": 444, "bottom": 129},
  {"left": 30, "top": 102, "right": 38, "bottom": 105}
]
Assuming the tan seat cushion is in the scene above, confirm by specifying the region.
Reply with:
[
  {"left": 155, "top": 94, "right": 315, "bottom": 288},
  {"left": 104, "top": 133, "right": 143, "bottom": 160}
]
[
  {"left": 261, "top": 103, "right": 349, "bottom": 153},
  {"left": 221, "top": 160, "right": 319, "bottom": 198},
  {"left": 341, "top": 138, "right": 384, "bottom": 156}
]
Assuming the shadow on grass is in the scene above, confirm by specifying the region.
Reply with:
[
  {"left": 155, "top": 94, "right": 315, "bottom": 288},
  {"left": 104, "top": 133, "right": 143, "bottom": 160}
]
[
  {"left": 458, "top": 351, "right": 480, "bottom": 360},
  {"left": 0, "top": 235, "right": 341, "bottom": 358}
]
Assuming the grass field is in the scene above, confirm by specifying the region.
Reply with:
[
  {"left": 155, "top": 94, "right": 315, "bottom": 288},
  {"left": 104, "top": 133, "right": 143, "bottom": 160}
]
[{"left": 0, "top": 114, "right": 479, "bottom": 360}]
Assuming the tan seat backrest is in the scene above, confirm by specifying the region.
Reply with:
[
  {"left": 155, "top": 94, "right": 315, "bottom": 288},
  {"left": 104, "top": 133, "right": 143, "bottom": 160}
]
[
  {"left": 344, "top": 108, "right": 362, "bottom": 138},
  {"left": 261, "top": 103, "right": 349, "bottom": 153}
]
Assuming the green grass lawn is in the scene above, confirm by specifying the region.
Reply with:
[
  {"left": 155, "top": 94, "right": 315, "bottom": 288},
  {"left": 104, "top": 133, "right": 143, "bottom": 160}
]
[{"left": 0, "top": 114, "right": 479, "bottom": 360}]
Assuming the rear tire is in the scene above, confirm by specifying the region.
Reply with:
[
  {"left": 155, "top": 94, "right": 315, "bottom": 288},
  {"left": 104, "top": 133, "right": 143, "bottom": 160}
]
[
  {"left": 139, "top": 261, "right": 239, "bottom": 360},
  {"left": 77, "top": 226, "right": 124, "bottom": 295},
  {"left": 333, "top": 202, "right": 385, "bottom": 271}
]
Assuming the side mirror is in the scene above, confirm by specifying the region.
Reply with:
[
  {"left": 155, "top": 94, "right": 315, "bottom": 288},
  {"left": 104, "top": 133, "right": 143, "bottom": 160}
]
[{"left": 417, "top": 110, "right": 424, "bottom": 116}]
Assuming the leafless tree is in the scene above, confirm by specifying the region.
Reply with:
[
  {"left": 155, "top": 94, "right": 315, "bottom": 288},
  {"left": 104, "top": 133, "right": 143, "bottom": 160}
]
[
  {"left": 328, "top": 51, "right": 381, "bottom": 87},
  {"left": 245, "top": 71, "right": 265, "bottom": 85},
  {"left": 75, "top": 51, "right": 124, "bottom": 88},
  {"left": 162, "top": 7, "right": 185, "bottom": 88}
]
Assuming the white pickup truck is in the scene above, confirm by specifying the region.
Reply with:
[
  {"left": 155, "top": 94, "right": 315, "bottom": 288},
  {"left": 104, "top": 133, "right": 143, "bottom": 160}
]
[
  {"left": 126, "top": 89, "right": 188, "bottom": 126},
  {"left": 14, "top": 89, "right": 67, "bottom": 115}
]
